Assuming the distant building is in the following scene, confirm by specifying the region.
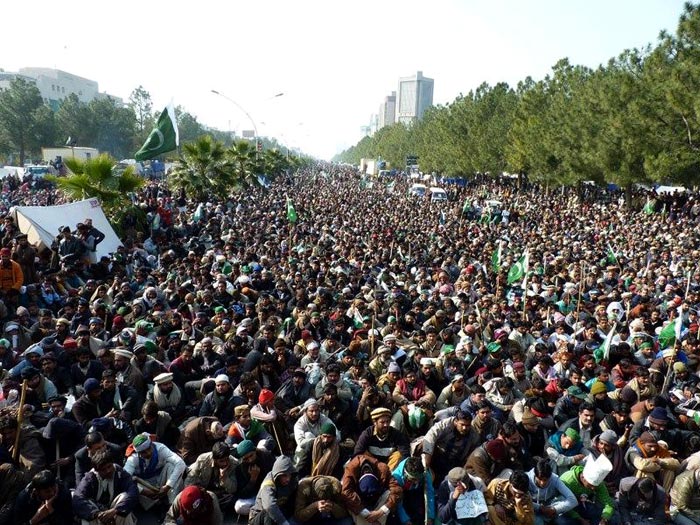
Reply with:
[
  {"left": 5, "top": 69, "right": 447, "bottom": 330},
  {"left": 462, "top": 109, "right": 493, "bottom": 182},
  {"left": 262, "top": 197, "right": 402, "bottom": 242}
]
[
  {"left": 0, "top": 67, "right": 123, "bottom": 110},
  {"left": 396, "top": 71, "right": 433, "bottom": 125},
  {"left": 378, "top": 91, "right": 396, "bottom": 130}
]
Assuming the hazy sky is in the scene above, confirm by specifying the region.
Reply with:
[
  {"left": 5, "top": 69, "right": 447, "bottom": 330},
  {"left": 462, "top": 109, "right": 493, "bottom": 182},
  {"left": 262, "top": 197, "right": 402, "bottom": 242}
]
[{"left": 1, "top": 0, "right": 688, "bottom": 159}]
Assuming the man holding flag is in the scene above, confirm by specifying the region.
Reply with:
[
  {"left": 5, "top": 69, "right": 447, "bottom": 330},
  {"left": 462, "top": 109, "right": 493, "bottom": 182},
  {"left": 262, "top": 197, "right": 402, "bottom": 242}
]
[
  {"left": 507, "top": 250, "right": 529, "bottom": 286},
  {"left": 286, "top": 196, "right": 298, "bottom": 223}
]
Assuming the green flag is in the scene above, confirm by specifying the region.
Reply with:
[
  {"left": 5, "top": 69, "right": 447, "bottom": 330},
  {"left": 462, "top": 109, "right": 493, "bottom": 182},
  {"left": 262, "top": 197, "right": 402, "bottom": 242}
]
[
  {"left": 492, "top": 242, "right": 502, "bottom": 272},
  {"left": 594, "top": 324, "right": 616, "bottom": 363},
  {"left": 658, "top": 316, "right": 682, "bottom": 349},
  {"left": 507, "top": 250, "right": 529, "bottom": 285},
  {"left": 643, "top": 197, "right": 655, "bottom": 214},
  {"left": 606, "top": 243, "right": 618, "bottom": 265},
  {"left": 462, "top": 198, "right": 470, "bottom": 214},
  {"left": 286, "top": 197, "right": 298, "bottom": 223},
  {"left": 135, "top": 104, "right": 179, "bottom": 161}
]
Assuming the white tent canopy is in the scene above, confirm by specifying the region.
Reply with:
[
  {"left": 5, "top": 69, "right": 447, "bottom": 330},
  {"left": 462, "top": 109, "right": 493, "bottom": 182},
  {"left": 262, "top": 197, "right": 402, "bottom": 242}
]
[{"left": 12, "top": 198, "right": 122, "bottom": 259}]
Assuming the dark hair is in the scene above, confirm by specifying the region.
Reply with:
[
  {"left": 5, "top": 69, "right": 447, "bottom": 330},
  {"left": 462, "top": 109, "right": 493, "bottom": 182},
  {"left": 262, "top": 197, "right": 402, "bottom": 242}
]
[
  {"left": 31, "top": 470, "right": 56, "bottom": 490},
  {"left": 91, "top": 448, "right": 112, "bottom": 469},
  {"left": 85, "top": 431, "right": 104, "bottom": 447},
  {"left": 142, "top": 400, "right": 159, "bottom": 418},
  {"left": 454, "top": 409, "right": 473, "bottom": 421},
  {"left": 404, "top": 457, "right": 424, "bottom": 478},
  {"left": 471, "top": 385, "right": 486, "bottom": 395},
  {"left": 579, "top": 401, "right": 596, "bottom": 414},
  {"left": 499, "top": 377, "right": 514, "bottom": 390},
  {"left": 636, "top": 367, "right": 650, "bottom": 377},
  {"left": 637, "top": 477, "right": 655, "bottom": 494},
  {"left": 652, "top": 395, "right": 667, "bottom": 408},
  {"left": 510, "top": 470, "right": 529, "bottom": 492},
  {"left": 474, "top": 400, "right": 491, "bottom": 412},
  {"left": 326, "top": 363, "right": 341, "bottom": 375},
  {"left": 212, "top": 442, "right": 230, "bottom": 460},
  {"left": 613, "top": 401, "right": 631, "bottom": 415},
  {"left": 239, "top": 372, "right": 255, "bottom": 387},
  {"left": 500, "top": 421, "right": 519, "bottom": 438},
  {"left": 0, "top": 416, "right": 17, "bottom": 431},
  {"left": 534, "top": 459, "right": 553, "bottom": 479},
  {"left": 530, "top": 376, "right": 546, "bottom": 390}
]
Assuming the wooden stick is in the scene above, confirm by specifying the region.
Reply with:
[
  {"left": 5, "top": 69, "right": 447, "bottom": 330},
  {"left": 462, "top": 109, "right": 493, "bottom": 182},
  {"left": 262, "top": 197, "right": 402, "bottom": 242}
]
[
  {"left": 576, "top": 262, "right": 585, "bottom": 321},
  {"left": 133, "top": 476, "right": 159, "bottom": 492},
  {"left": 13, "top": 379, "right": 28, "bottom": 463}
]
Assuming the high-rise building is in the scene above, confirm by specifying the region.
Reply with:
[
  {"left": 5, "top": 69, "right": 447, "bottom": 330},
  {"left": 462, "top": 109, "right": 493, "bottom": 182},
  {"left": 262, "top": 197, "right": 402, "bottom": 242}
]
[
  {"left": 396, "top": 71, "right": 433, "bottom": 125},
  {"left": 378, "top": 91, "right": 396, "bottom": 130}
]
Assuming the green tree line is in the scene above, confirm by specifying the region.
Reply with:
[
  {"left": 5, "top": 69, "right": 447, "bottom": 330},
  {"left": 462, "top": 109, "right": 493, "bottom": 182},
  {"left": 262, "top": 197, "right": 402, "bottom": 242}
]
[
  {"left": 336, "top": 3, "right": 700, "bottom": 189},
  {"left": 0, "top": 80, "right": 269, "bottom": 165}
]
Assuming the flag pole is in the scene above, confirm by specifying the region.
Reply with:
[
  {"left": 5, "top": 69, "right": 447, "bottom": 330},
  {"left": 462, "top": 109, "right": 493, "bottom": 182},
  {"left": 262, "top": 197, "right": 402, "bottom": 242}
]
[
  {"left": 576, "top": 261, "right": 585, "bottom": 322},
  {"left": 13, "top": 379, "right": 28, "bottom": 462}
]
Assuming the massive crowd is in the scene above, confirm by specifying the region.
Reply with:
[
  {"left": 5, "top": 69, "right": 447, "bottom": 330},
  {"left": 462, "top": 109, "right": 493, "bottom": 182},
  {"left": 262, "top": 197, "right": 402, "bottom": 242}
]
[{"left": 0, "top": 162, "right": 698, "bottom": 525}]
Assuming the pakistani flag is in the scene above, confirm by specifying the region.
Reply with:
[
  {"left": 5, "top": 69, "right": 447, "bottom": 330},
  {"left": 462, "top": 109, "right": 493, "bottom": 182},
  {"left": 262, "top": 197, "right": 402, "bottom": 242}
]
[
  {"left": 439, "top": 211, "right": 446, "bottom": 225},
  {"left": 658, "top": 315, "right": 682, "bottom": 349},
  {"left": 135, "top": 104, "right": 179, "bottom": 161},
  {"left": 594, "top": 324, "right": 616, "bottom": 363},
  {"left": 492, "top": 242, "right": 502, "bottom": 272},
  {"left": 507, "top": 250, "right": 529, "bottom": 285},
  {"left": 462, "top": 198, "right": 470, "bottom": 214},
  {"left": 606, "top": 243, "right": 618, "bottom": 265},
  {"left": 643, "top": 197, "right": 655, "bottom": 214},
  {"left": 286, "top": 197, "right": 298, "bottom": 223}
]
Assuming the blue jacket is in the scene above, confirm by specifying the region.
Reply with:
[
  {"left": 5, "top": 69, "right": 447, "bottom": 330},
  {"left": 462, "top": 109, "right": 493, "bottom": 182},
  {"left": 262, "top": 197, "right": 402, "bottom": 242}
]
[
  {"left": 392, "top": 458, "right": 435, "bottom": 524},
  {"left": 526, "top": 468, "right": 577, "bottom": 515},
  {"left": 73, "top": 465, "right": 138, "bottom": 520}
]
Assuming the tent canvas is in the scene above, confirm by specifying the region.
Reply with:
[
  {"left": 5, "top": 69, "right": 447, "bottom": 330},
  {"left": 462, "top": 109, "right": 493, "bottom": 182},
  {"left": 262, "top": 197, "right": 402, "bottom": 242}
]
[{"left": 12, "top": 198, "right": 122, "bottom": 259}]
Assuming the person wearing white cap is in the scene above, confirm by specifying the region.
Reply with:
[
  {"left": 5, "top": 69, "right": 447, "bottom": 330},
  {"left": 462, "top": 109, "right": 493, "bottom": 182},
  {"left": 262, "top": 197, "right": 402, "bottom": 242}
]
[
  {"left": 559, "top": 454, "right": 615, "bottom": 525},
  {"left": 113, "top": 348, "right": 145, "bottom": 398},
  {"left": 147, "top": 373, "right": 188, "bottom": 425},
  {"left": 198, "top": 374, "right": 239, "bottom": 426},
  {"left": 123, "top": 432, "right": 186, "bottom": 510}
]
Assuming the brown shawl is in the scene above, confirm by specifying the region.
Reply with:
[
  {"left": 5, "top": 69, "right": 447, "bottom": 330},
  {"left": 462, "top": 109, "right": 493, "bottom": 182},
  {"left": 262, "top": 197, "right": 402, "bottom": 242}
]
[{"left": 310, "top": 435, "right": 340, "bottom": 476}]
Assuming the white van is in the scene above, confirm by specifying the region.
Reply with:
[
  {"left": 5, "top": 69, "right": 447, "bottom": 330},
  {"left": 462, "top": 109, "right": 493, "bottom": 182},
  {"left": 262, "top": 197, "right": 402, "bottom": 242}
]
[
  {"left": 429, "top": 187, "right": 448, "bottom": 202},
  {"left": 409, "top": 184, "right": 427, "bottom": 197}
]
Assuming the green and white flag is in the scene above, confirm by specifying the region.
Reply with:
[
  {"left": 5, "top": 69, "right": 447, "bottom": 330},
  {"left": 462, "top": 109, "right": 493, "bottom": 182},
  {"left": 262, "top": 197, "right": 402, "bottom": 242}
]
[
  {"left": 594, "top": 323, "right": 616, "bottom": 363},
  {"left": 135, "top": 104, "right": 179, "bottom": 161},
  {"left": 643, "top": 197, "right": 655, "bottom": 214},
  {"left": 286, "top": 197, "right": 298, "bottom": 223},
  {"left": 658, "top": 315, "right": 682, "bottom": 349},
  {"left": 507, "top": 250, "right": 529, "bottom": 285},
  {"left": 462, "top": 198, "right": 470, "bottom": 214},
  {"left": 492, "top": 242, "right": 502, "bottom": 272},
  {"left": 606, "top": 243, "right": 618, "bottom": 265}
]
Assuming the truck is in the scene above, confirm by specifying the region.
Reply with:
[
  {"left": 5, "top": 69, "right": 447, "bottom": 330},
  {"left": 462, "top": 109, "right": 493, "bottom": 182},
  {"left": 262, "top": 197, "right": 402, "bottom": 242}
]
[
  {"left": 359, "top": 158, "right": 378, "bottom": 176},
  {"left": 41, "top": 146, "right": 99, "bottom": 162}
]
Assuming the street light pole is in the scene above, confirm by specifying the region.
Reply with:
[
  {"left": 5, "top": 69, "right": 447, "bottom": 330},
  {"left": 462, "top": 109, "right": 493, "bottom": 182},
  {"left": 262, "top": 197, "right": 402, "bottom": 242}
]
[
  {"left": 210, "top": 90, "right": 284, "bottom": 146},
  {"left": 210, "top": 89, "right": 259, "bottom": 140}
]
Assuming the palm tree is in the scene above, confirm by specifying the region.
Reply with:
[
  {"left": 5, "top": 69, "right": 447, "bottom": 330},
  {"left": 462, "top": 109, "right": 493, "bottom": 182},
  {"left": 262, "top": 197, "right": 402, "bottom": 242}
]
[
  {"left": 226, "top": 140, "right": 258, "bottom": 188},
  {"left": 168, "top": 136, "right": 231, "bottom": 200},
  {"left": 47, "top": 154, "right": 145, "bottom": 215}
]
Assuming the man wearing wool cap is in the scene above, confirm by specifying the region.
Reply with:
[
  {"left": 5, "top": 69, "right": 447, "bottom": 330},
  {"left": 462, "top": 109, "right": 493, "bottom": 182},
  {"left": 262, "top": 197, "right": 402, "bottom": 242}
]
[
  {"left": 354, "top": 407, "right": 410, "bottom": 469},
  {"left": 625, "top": 431, "right": 681, "bottom": 492},
  {"left": 123, "top": 432, "right": 186, "bottom": 510}
]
